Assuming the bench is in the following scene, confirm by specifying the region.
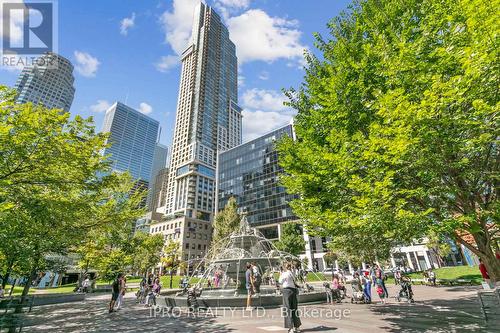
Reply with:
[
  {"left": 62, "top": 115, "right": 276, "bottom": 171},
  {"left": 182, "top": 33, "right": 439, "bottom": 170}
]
[{"left": 478, "top": 288, "right": 500, "bottom": 323}]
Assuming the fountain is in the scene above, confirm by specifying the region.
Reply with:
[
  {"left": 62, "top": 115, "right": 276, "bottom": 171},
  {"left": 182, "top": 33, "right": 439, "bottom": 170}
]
[{"left": 163, "top": 215, "right": 329, "bottom": 308}]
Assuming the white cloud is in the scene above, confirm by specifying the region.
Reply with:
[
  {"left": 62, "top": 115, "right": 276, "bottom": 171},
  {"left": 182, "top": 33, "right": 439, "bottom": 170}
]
[
  {"left": 159, "top": 0, "right": 201, "bottom": 55},
  {"left": 240, "top": 88, "right": 295, "bottom": 141},
  {"left": 155, "top": 55, "right": 179, "bottom": 72},
  {"left": 89, "top": 100, "right": 112, "bottom": 113},
  {"left": 0, "top": 0, "right": 24, "bottom": 45},
  {"left": 238, "top": 75, "right": 245, "bottom": 88},
  {"left": 120, "top": 12, "right": 136, "bottom": 36},
  {"left": 227, "top": 9, "right": 306, "bottom": 64},
  {"left": 242, "top": 110, "right": 293, "bottom": 142},
  {"left": 242, "top": 88, "right": 288, "bottom": 112},
  {"left": 74, "top": 51, "right": 100, "bottom": 77},
  {"left": 258, "top": 71, "right": 269, "bottom": 80},
  {"left": 216, "top": 0, "right": 250, "bottom": 9},
  {"left": 138, "top": 102, "right": 153, "bottom": 115},
  {"left": 214, "top": 0, "right": 250, "bottom": 19}
]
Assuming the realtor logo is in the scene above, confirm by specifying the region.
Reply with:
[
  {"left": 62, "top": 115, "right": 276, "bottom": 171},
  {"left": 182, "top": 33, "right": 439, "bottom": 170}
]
[{"left": 2, "top": 1, "right": 55, "bottom": 55}]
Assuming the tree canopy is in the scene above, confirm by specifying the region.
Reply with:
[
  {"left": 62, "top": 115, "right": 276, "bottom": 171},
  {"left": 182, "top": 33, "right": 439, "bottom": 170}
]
[
  {"left": 212, "top": 197, "right": 240, "bottom": 246},
  {"left": 0, "top": 86, "right": 147, "bottom": 291},
  {"left": 278, "top": 0, "right": 499, "bottom": 279}
]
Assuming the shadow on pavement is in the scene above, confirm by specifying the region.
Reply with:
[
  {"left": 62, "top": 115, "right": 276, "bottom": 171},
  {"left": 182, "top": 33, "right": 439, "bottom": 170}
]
[
  {"left": 301, "top": 325, "right": 338, "bottom": 332},
  {"left": 18, "top": 299, "right": 235, "bottom": 333},
  {"left": 370, "top": 294, "right": 491, "bottom": 333}
]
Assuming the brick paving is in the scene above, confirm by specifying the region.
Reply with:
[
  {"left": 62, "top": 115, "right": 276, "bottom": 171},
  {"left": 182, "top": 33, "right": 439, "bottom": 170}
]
[{"left": 7, "top": 285, "right": 495, "bottom": 333}]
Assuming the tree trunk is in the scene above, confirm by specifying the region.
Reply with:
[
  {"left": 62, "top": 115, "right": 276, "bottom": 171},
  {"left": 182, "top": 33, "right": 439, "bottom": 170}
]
[
  {"left": 15, "top": 269, "right": 36, "bottom": 314},
  {"left": 1, "top": 259, "right": 14, "bottom": 289},
  {"left": 169, "top": 270, "right": 173, "bottom": 289},
  {"left": 471, "top": 233, "right": 500, "bottom": 282}
]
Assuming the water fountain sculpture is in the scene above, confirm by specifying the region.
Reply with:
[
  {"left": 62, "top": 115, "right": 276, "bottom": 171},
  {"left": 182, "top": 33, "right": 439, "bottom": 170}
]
[{"left": 163, "top": 214, "right": 328, "bottom": 308}]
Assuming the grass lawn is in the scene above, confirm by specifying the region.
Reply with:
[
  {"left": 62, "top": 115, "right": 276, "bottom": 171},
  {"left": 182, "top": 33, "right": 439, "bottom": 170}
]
[{"left": 407, "top": 265, "right": 482, "bottom": 284}]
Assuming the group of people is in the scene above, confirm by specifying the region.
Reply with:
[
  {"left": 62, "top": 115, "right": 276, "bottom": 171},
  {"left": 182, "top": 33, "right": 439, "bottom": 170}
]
[
  {"left": 136, "top": 274, "right": 162, "bottom": 307},
  {"left": 324, "top": 264, "right": 390, "bottom": 304}
]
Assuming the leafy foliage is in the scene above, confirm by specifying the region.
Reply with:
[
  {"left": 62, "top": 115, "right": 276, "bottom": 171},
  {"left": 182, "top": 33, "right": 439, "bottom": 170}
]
[
  {"left": 0, "top": 86, "right": 146, "bottom": 291},
  {"left": 212, "top": 197, "right": 240, "bottom": 246},
  {"left": 274, "top": 223, "right": 306, "bottom": 256},
  {"left": 278, "top": 0, "right": 499, "bottom": 278}
]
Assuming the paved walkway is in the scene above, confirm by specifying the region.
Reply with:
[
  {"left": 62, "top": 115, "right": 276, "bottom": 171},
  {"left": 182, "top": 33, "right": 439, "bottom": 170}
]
[{"left": 8, "top": 285, "right": 494, "bottom": 333}]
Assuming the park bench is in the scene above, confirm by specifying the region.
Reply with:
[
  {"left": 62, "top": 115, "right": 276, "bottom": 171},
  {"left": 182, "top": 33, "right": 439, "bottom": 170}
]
[{"left": 477, "top": 288, "right": 500, "bottom": 324}]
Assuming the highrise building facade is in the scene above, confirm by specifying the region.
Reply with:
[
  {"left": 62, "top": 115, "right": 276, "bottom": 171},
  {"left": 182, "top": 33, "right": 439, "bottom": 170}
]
[
  {"left": 147, "top": 143, "right": 169, "bottom": 209},
  {"left": 15, "top": 52, "right": 75, "bottom": 112},
  {"left": 152, "top": 3, "right": 242, "bottom": 266},
  {"left": 102, "top": 102, "right": 160, "bottom": 189},
  {"left": 216, "top": 123, "right": 330, "bottom": 271}
]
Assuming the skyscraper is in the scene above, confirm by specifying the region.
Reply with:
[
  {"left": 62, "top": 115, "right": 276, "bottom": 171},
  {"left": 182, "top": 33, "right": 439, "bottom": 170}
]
[
  {"left": 152, "top": 3, "right": 242, "bottom": 265},
  {"left": 147, "top": 143, "right": 169, "bottom": 209},
  {"left": 102, "top": 102, "right": 160, "bottom": 189},
  {"left": 216, "top": 123, "right": 329, "bottom": 271},
  {"left": 15, "top": 52, "right": 75, "bottom": 112}
]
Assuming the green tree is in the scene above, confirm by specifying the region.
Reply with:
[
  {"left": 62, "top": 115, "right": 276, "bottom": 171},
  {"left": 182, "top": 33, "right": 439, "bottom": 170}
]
[
  {"left": 0, "top": 86, "right": 145, "bottom": 298},
  {"left": 275, "top": 223, "right": 306, "bottom": 256},
  {"left": 212, "top": 197, "right": 240, "bottom": 246},
  {"left": 278, "top": 0, "right": 499, "bottom": 279},
  {"left": 130, "top": 232, "right": 165, "bottom": 277},
  {"left": 161, "top": 240, "right": 184, "bottom": 289}
]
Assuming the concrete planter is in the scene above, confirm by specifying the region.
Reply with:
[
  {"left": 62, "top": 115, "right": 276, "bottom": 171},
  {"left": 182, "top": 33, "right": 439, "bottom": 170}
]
[{"left": 32, "top": 293, "right": 86, "bottom": 306}]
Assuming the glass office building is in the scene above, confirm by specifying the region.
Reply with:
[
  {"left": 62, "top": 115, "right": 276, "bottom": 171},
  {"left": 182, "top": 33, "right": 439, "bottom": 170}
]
[
  {"left": 217, "top": 124, "right": 297, "bottom": 239},
  {"left": 15, "top": 52, "right": 75, "bottom": 112},
  {"left": 102, "top": 102, "right": 160, "bottom": 185}
]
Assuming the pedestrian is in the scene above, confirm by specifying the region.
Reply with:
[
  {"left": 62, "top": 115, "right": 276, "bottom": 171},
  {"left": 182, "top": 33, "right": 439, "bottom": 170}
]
[
  {"left": 245, "top": 262, "right": 255, "bottom": 311},
  {"left": 252, "top": 261, "right": 262, "bottom": 295},
  {"left": 279, "top": 262, "right": 302, "bottom": 333},
  {"left": 375, "top": 275, "right": 386, "bottom": 304},
  {"left": 82, "top": 275, "right": 91, "bottom": 293},
  {"left": 394, "top": 269, "right": 402, "bottom": 285},
  {"left": 115, "top": 275, "right": 127, "bottom": 310},
  {"left": 375, "top": 265, "right": 389, "bottom": 297},
  {"left": 109, "top": 273, "right": 123, "bottom": 313},
  {"left": 479, "top": 258, "right": 493, "bottom": 289},
  {"left": 428, "top": 269, "right": 436, "bottom": 287}
]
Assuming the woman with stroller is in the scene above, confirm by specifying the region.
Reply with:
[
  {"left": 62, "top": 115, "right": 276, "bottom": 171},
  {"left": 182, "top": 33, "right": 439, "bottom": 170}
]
[{"left": 332, "top": 274, "right": 346, "bottom": 299}]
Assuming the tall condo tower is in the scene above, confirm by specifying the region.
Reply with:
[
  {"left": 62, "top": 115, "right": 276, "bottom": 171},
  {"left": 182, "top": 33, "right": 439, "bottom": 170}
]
[
  {"left": 15, "top": 52, "right": 75, "bottom": 112},
  {"left": 102, "top": 102, "right": 160, "bottom": 191},
  {"left": 152, "top": 3, "right": 242, "bottom": 264}
]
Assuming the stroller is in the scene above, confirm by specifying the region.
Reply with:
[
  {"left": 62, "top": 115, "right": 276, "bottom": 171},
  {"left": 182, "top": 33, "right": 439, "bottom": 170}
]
[
  {"left": 351, "top": 280, "right": 367, "bottom": 304},
  {"left": 396, "top": 277, "right": 414, "bottom": 303},
  {"left": 323, "top": 282, "right": 342, "bottom": 304}
]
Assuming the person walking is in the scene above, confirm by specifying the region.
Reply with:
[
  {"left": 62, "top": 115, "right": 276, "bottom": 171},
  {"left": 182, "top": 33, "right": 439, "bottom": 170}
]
[
  {"left": 115, "top": 275, "right": 127, "bottom": 310},
  {"left": 245, "top": 262, "right": 255, "bottom": 310},
  {"left": 82, "top": 275, "right": 91, "bottom": 293},
  {"left": 375, "top": 275, "right": 387, "bottom": 304},
  {"left": 361, "top": 270, "right": 372, "bottom": 303},
  {"left": 109, "top": 273, "right": 123, "bottom": 313},
  {"left": 279, "top": 262, "right": 302, "bottom": 333}
]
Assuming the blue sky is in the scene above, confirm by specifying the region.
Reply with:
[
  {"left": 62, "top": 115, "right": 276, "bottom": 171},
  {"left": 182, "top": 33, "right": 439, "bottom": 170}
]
[{"left": 0, "top": 0, "right": 351, "bottom": 145}]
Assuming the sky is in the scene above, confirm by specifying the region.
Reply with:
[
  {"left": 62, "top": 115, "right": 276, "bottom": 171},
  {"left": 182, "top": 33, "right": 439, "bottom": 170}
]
[{"left": 0, "top": 0, "right": 351, "bottom": 145}]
